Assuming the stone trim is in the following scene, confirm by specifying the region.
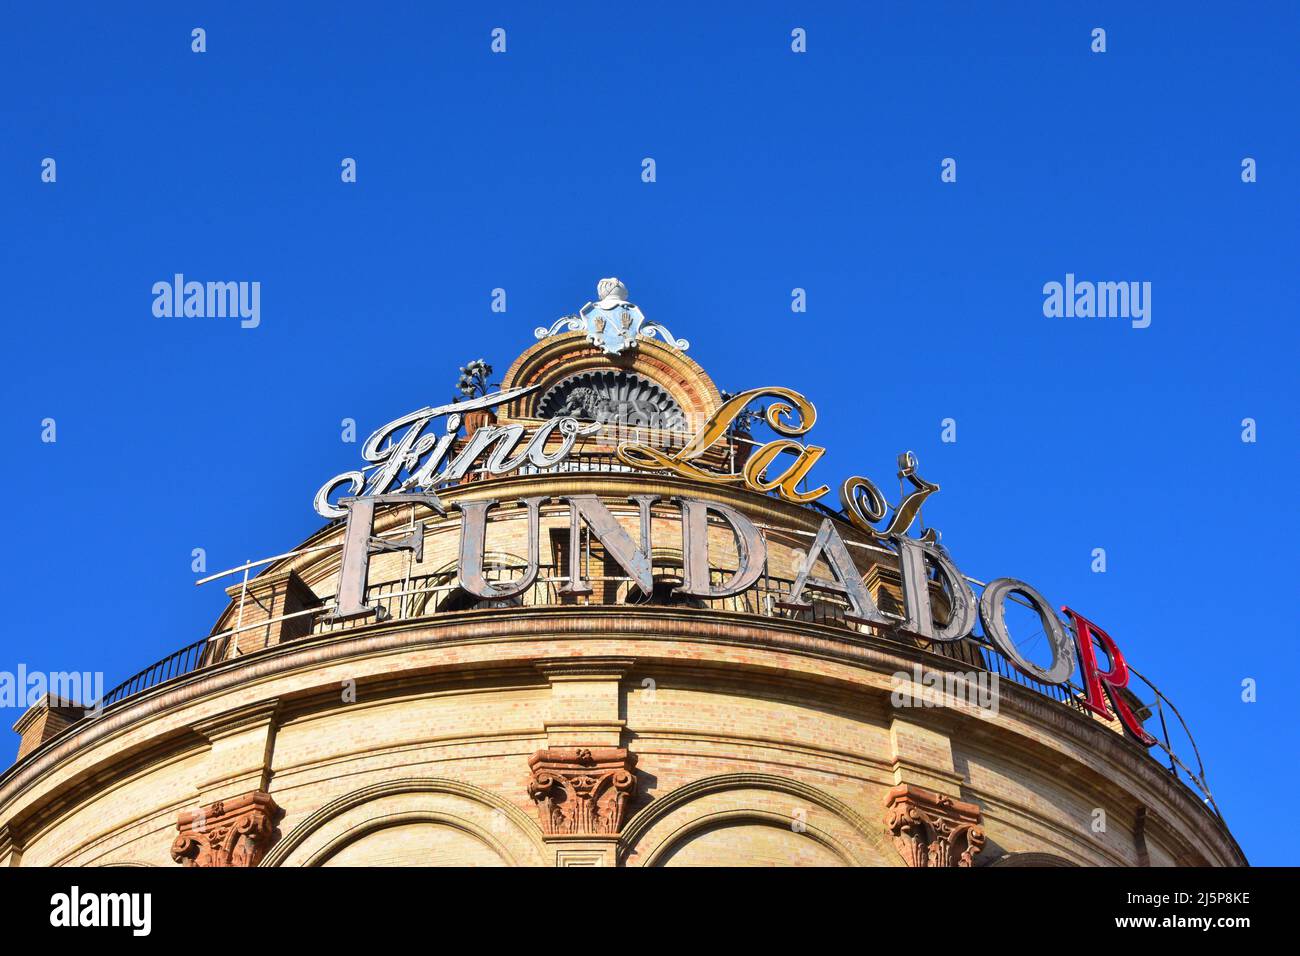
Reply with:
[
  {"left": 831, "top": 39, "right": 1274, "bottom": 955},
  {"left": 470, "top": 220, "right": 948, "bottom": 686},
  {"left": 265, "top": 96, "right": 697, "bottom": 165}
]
[
  {"left": 618, "top": 771, "right": 891, "bottom": 866},
  {"left": 533, "top": 657, "right": 636, "bottom": 681},
  {"left": 261, "top": 777, "right": 546, "bottom": 867},
  {"left": 0, "top": 608, "right": 1247, "bottom": 867}
]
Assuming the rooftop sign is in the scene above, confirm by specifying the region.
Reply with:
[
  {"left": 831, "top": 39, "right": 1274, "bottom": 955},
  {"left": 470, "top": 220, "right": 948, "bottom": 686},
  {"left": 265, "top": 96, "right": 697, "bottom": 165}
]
[{"left": 306, "top": 280, "right": 1164, "bottom": 756}]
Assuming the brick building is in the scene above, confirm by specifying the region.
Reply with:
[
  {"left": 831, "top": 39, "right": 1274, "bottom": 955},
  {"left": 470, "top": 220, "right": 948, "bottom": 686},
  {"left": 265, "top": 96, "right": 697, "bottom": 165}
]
[{"left": 0, "top": 280, "right": 1244, "bottom": 867}]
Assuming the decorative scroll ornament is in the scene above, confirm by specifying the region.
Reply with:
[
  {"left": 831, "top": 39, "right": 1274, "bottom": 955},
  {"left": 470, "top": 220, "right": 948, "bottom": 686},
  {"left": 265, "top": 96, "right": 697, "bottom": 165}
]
[
  {"left": 171, "top": 791, "right": 281, "bottom": 868},
  {"left": 527, "top": 747, "right": 638, "bottom": 835},
  {"left": 534, "top": 278, "right": 689, "bottom": 355},
  {"left": 883, "top": 784, "right": 985, "bottom": 868}
]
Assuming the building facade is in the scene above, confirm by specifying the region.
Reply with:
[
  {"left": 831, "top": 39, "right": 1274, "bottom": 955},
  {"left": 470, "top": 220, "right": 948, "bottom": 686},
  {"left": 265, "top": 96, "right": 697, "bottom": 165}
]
[{"left": 0, "top": 280, "right": 1244, "bottom": 867}]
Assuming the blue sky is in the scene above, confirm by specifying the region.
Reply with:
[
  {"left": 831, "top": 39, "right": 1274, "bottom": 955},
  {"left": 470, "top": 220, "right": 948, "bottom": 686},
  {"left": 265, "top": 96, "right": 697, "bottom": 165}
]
[{"left": 2, "top": 3, "right": 1297, "bottom": 864}]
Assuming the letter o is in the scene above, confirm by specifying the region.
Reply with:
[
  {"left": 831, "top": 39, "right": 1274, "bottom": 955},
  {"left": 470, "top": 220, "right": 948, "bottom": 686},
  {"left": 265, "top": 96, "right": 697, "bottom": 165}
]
[{"left": 979, "top": 578, "right": 1074, "bottom": 685}]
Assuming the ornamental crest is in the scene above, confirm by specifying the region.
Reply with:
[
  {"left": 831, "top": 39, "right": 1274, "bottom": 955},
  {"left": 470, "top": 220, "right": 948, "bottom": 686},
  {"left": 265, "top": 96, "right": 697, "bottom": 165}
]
[{"left": 535, "top": 277, "right": 689, "bottom": 355}]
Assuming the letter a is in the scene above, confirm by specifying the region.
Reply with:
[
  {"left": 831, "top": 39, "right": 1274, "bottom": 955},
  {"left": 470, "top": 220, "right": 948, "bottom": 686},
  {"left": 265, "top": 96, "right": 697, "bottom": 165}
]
[{"left": 787, "top": 519, "right": 885, "bottom": 623}]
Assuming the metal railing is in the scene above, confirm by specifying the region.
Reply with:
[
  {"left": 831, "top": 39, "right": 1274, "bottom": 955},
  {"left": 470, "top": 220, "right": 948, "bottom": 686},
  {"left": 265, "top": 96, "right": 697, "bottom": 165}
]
[
  {"left": 440, "top": 429, "right": 756, "bottom": 488},
  {"left": 93, "top": 535, "right": 1222, "bottom": 817},
  {"left": 98, "top": 633, "right": 233, "bottom": 708}
]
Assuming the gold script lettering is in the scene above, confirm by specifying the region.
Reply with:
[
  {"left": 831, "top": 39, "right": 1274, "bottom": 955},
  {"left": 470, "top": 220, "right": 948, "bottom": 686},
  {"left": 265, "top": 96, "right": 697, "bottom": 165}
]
[
  {"left": 617, "top": 387, "right": 829, "bottom": 503},
  {"left": 840, "top": 453, "right": 939, "bottom": 541}
]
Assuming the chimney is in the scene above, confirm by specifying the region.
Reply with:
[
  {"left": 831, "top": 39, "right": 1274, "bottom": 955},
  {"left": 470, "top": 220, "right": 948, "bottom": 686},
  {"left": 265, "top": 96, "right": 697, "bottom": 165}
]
[
  {"left": 13, "top": 695, "right": 87, "bottom": 762},
  {"left": 224, "top": 568, "right": 322, "bottom": 655}
]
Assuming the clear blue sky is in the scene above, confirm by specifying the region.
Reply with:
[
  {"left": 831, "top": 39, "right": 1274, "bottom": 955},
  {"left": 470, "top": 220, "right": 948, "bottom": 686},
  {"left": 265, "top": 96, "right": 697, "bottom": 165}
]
[{"left": 2, "top": 3, "right": 1296, "bottom": 864}]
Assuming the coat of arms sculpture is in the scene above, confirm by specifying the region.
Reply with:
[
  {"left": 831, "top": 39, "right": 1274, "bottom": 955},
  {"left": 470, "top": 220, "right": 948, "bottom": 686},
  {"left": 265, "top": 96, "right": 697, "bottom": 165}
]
[{"left": 535, "top": 277, "right": 689, "bottom": 355}]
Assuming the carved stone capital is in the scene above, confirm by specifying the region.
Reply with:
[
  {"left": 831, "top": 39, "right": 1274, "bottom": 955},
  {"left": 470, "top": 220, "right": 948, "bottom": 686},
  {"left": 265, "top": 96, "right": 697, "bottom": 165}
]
[
  {"left": 527, "top": 747, "right": 637, "bottom": 836},
  {"left": 883, "top": 784, "right": 985, "bottom": 867},
  {"left": 171, "top": 791, "right": 281, "bottom": 867}
]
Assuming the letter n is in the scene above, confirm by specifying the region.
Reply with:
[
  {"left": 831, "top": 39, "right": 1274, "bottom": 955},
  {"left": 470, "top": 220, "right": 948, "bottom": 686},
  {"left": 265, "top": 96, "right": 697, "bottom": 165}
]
[{"left": 561, "top": 495, "right": 657, "bottom": 595}]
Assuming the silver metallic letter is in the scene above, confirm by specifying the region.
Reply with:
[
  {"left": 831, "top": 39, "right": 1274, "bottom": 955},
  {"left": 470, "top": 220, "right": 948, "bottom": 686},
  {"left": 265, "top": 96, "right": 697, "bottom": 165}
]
[
  {"left": 894, "top": 536, "right": 976, "bottom": 642},
  {"left": 675, "top": 497, "right": 767, "bottom": 598},
  {"left": 455, "top": 496, "right": 547, "bottom": 599},
  {"left": 786, "top": 519, "right": 886, "bottom": 623},
  {"left": 978, "top": 577, "right": 1074, "bottom": 684},
  {"left": 561, "top": 495, "right": 657, "bottom": 595},
  {"left": 332, "top": 493, "right": 444, "bottom": 620}
]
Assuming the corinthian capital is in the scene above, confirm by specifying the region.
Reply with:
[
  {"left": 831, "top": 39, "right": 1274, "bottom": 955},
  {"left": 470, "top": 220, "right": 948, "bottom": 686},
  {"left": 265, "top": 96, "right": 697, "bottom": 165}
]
[
  {"left": 883, "top": 784, "right": 985, "bottom": 867},
  {"left": 171, "top": 791, "right": 281, "bottom": 868},
  {"left": 527, "top": 748, "right": 637, "bottom": 836}
]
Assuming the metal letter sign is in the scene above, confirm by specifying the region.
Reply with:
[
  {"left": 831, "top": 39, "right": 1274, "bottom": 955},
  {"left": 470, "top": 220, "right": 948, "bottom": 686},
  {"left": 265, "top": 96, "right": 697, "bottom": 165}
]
[
  {"left": 618, "top": 387, "right": 829, "bottom": 504},
  {"left": 313, "top": 351, "right": 1154, "bottom": 751},
  {"left": 332, "top": 494, "right": 444, "bottom": 620},
  {"left": 675, "top": 497, "right": 767, "bottom": 599},
  {"left": 313, "top": 385, "right": 599, "bottom": 519},
  {"left": 456, "top": 497, "right": 547, "bottom": 600},
  {"left": 785, "top": 519, "right": 888, "bottom": 624},
  {"left": 895, "top": 535, "right": 976, "bottom": 642},
  {"left": 322, "top": 489, "right": 1149, "bottom": 743},
  {"left": 978, "top": 579, "right": 1075, "bottom": 686},
  {"left": 560, "top": 495, "right": 658, "bottom": 595},
  {"left": 322, "top": 491, "right": 1155, "bottom": 748},
  {"left": 1062, "top": 606, "right": 1157, "bottom": 746},
  {"left": 841, "top": 453, "right": 941, "bottom": 543}
]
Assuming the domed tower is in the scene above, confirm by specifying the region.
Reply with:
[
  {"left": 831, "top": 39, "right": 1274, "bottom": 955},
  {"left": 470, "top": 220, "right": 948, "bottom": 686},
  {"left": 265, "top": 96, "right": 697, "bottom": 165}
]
[{"left": 0, "top": 279, "right": 1243, "bottom": 868}]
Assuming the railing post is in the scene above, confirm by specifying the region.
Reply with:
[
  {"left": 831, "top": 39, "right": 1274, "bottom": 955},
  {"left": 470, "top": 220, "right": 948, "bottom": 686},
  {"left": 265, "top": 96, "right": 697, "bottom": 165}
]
[
  {"left": 1154, "top": 696, "right": 1177, "bottom": 777},
  {"left": 232, "top": 560, "right": 250, "bottom": 655},
  {"left": 401, "top": 503, "right": 416, "bottom": 621}
]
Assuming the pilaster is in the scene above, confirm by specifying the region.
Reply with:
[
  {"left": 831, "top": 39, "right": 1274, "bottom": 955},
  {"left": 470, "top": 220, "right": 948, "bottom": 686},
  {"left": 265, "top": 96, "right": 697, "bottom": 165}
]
[{"left": 192, "top": 700, "right": 280, "bottom": 806}]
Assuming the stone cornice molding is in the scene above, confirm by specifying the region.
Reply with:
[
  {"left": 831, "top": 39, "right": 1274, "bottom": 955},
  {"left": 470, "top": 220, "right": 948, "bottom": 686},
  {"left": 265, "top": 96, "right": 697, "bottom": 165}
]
[
  {"left": 533, "top": 657, "right": 637, "bottom": 681},
  {"left": 191, "top": 699, "right": 281, "bottom": 743}
]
